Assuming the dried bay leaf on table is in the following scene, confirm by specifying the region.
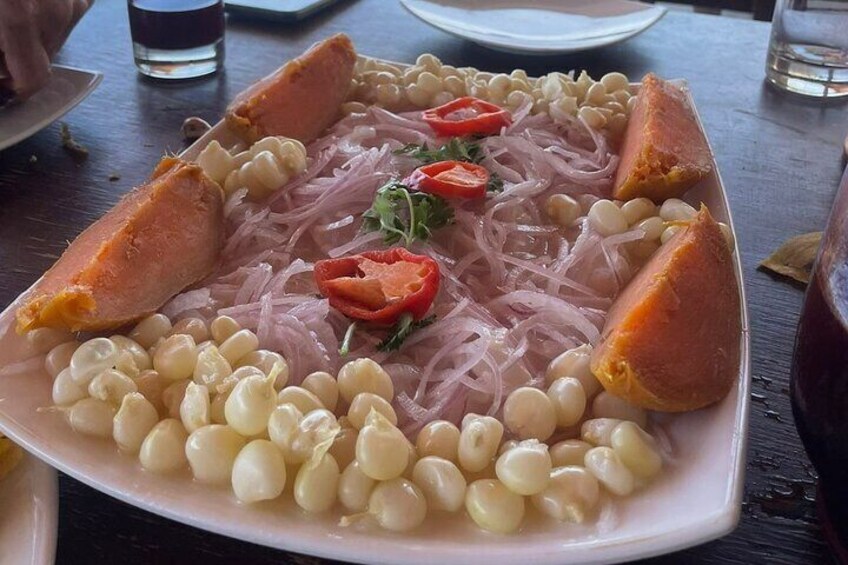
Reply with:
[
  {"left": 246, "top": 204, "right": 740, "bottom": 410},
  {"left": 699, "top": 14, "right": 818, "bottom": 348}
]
[{"left": 759, "top": 232, "right": 822, "bottom": 284}]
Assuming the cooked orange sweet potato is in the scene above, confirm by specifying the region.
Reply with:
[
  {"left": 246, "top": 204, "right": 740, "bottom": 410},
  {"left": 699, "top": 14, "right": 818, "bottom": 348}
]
[
  {"left": 16, "top": 158, "right": 224, "bottom": 334},
  {"left": 226, "top": 34, "right": 356, "bottom": 144},
  {"left": 613, "top": 74, "right": 712, "bottom": 203},
  {"left": 590, "top": 206, "right": 740, "bottom": 412}
]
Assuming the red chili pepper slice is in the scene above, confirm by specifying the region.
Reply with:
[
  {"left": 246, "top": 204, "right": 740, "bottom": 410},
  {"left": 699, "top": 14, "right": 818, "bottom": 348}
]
[
  {"left": 406, "top": 160, "right": 489, "bottom": 199},
  {"left": 313, "top": 248, "right": 440, "bottom": 326},
  {"left": 422, "top": 96, "right": 512, "bottom": 137}
]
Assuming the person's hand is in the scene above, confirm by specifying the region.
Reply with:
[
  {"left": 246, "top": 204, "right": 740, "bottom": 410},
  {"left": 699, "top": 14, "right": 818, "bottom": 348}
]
[{"left": 0, "top": 0, "right": 92, "bottom": 99}]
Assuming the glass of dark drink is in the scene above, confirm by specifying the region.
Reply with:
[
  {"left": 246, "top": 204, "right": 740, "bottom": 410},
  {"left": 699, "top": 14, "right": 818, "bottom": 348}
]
[
  {"left": 791, "top": 165, "right": 848, "bottom": 562},
  {"left": 128, "top": 0, "right": 225, "bottom": 80}
]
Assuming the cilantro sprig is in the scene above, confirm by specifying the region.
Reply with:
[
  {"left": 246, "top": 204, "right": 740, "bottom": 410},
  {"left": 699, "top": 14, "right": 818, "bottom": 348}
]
[
  {"left": 378, "top": 313, "right": 436, "bottom": 352},
  {"left": 394, "top": 138, "right": 483, "bottom": 164},
  {"left": 362, "top": 180, "right": 453, "bottom": 247}
]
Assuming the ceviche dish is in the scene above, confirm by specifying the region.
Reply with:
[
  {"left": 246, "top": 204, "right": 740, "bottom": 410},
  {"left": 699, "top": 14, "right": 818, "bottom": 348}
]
[{"left": 7, "top": 35, "right": 742, "bottom": 536}]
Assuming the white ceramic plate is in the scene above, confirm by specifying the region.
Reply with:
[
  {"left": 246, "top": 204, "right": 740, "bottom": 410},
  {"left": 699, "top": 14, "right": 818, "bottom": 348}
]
[
  {"left": 0, "top": 450, "right": 58, "bottom": 565},
  {"left": 0, "top": 66, "right": 102, "bottom": 152},
  {"left": 0, "top": 65, "right": 750, "bottom": 564},
  {"left": 399, "top": 0, "right": 667, "bottom": 54}
]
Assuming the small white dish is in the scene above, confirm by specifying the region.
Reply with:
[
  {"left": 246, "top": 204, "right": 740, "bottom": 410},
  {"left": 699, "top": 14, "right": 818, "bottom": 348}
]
[
  {"left": 400, "top": 0, "right": 667, "bottom": 54},
  {"left": 0, "top": 66, "right": 102, "bottom": 152},
  {"left": 0, "top": 450, "right": 58, "bottom": 565}
]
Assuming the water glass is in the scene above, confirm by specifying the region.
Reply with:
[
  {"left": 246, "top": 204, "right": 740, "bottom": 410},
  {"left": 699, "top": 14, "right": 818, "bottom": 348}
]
[
  {"left": 765, "top": 0, "right": 848, "bottom": 98},
  {"left": 128, "top": 0, "right": 225, "bottom": 80}
]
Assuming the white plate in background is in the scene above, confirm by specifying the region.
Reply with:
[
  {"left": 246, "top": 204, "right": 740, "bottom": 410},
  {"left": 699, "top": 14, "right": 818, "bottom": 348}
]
[
  {"left": 0, "top": 450, "right": 58, "bottom": 565},
  {"left": 0, "top": 66, "right": 102, "bottom": 152},
  {"left": 400, "top": 0, "right": 667, "bottom": 54}
]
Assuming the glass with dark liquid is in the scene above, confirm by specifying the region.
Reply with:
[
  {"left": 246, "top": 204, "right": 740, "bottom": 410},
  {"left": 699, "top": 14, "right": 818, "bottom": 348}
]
[
  {"left": 791, "top": 165, "right": 848, "bottom": 562},
  {"left": 128, "top": 0, "right": 225, "bottom": 79}
]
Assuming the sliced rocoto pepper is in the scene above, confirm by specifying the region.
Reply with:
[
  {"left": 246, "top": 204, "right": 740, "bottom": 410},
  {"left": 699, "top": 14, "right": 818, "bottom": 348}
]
[
  {"left": 406, "top": 160, "right": 490, "bottom": 199},
  {"left": 313, "top": 248, "right": 440, "bottom": 326},
  {"left": 422, "top": 96, "right": 512, "bottom": 137}
]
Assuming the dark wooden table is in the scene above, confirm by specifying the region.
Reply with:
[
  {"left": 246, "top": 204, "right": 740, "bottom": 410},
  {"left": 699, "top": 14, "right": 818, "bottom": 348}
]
[{"left": 1, "top": 1, "right": 847, "bottom": 563}]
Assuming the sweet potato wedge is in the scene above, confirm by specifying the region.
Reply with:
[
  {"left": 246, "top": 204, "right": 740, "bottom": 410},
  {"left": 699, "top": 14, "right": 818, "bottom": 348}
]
[
  {"left": 613, "top": 74, "right": 712, "bottom": 203},
  {"left": 16, "top": 158, "right": 224, "bottom": 334},
  {"left": 590, "top": 206, "right": 740, "bottom": 412},
  {"left": 225, "top": 34, "right": 356, "bottom": 144}
]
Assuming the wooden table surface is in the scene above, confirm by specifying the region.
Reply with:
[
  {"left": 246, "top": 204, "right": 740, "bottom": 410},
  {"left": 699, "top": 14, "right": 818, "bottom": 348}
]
[{"left": 1, "top": 1, "right": 847, "bottom": 563}]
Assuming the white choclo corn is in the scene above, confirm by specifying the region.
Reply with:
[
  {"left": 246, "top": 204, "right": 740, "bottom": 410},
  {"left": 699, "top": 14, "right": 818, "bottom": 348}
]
[
  {"left": 578, "top": 106, "right": 606, "bottom": 129},
  {"left": 584, "top": 446, "right": 635, "bottom": 496},
  {"left": 210, "top": 315, "right": 241, "bottom": 344},
  {"left": 329, "top": 425, "right": 359, "bottom": 471},
  {"left": 636, "top": 216, "right": 664, "bottom": 241},
  {"left": 26, "top": 328, "right": 73, "bottom": 354},
  {"left": 488, "top": 73, "right": 512, "bottom": 96},
  {"left": 607, "top": 113, "right": 629, "bottom": 138},
  {"left": 88, "top": 369, "right": 138, "bottom": 405},
  {"left": 45, "top": 342, "right": 79, "bottom": 378},
  {"left": 267, "top": 403, "right": 303, "bottom": 463},
  {"left": 545, "top": 194, "right": 582, "bottom": 227},
  {"left": 301, "top": 371, "right": 338, "bottom": 412},
  {"left": 196, "top": 140, "right": 235, "bottom": 185},
  {"left": 180, "top": 382, "right": 211, "bottom": 434},
  {"left": 581, "top": 418, "right": 624, "bottom": 447},
  {"left": 584, "top": 82, "right": 607, "bottom": 106},
  {"left": 620, "top": 197, "right": 656, "bottom": 225},
  {"left": 185, "top": 424, "right": 246, "bottom": 484},
  {"left": 597, "top": 71, "right": 628, "bottom": 92},
  {"left": 547, "top": 377, "right": 587, "bottom": 428},
  {"left": 277, "top": 386, "right": 324, "bottom": 414},
  {"left": 660, "top": 224, "right": 683, "bottom": 245},
  {"left": 610, "top": 421, "right": 662, "bottom": 479},
  {"left": 294, "top": 452, "right": 340, "bottom": 513},
  {"left": 439, "top": 64, "right": 459, "bottom": 78},
  {"left": 417, "top": 71, "right": 442, "bottom": 95},
  {"left": 225, "top": 372, "right": 277, "bottom": 436},
  {"left": 499, "top": 440, "right": 519, "bottom": 456},
  {"left": 338, "top": 460, "right": 377, "bottom": 512},
  {"left": 505, "top": 90, "right": 531, "bottom": 110},
  {"left": 111, "top": 335, "right": 152, "bottom": 373},
  {"left": 375, "top": 83, "right": 402, "bottom": 106},
  {"left": 113, "top": 392, "right": 159, "bottom": 453},
  {"left": 416, "top": 420, "right": 460, "bottom": 463},
  {"left": 626, "top": 95, "right": 638, "bottom": 115},
  {"left": 592, "top": 392, "right": 648, "bottom": 428},
  {"left": 289, "top": 409, "right": 340, "bottom": 465},
  {"left": 231, "top": 439, "right": 287, "bottom": 503},
  {"left": 229, "top": 365, "right": 265, "bottom": 382},
  {"left": 531, "top": 466, "right": 600, "bottom": 523},
  {"left": 129, "top": 314, "right": 172, "bottom": 349},
  {"left": 406, "top": 84, "right": 431, "bottom": 107},
  {"left": 364, "top": 70, "right": 396, "bottom": 86},
  {"left": 403, "top": 440, "right": 418, "bottom": 479},
  {"left": 170, "top": 317, "right": 210, "bottom": 344},
  {"left": 588, "top": 199, "right": 628, "bottom": 237},
  {"left": 411, "top": 456, "right": 467, "bottom": 512},
  {"left": 458, "top": 414, "right": 503, "bottom": 473},
  {"left": 613, "top": 88, "right": 632, "bottom": 105},
  {"left": 68, "top": 398, "right": 116, "bottom": 438},
  {"left": 719, "top": 222, "right": 735, "bottom": 249},
  {"left": 550, "top": 440, "right": 594, "bottom": 467},
  {"left": 70, "top": 337, "right": 119, "bottom": 386},
  {"left": 363, "top": 478, "right": 427, "bottom": 532},
  {"left": 139, "top": 419, "right": 188, "bottom": 474},
  {"left": 356, "top": 410, "right": 409, "bottom": 481},
  {"left": 162, "top": 379, "right": 191, "bottom": 419},
  {"left": 147, "top": 337, "right": 166, "bottom": 358},
  {"left": 465, "top": 479, "right": 525, "bottom": 534},
  {"left": 510, "top": 68, "right": 530, "bottom": 82},
  {"left": 603, "top": 100, "right": 626, "bottom": 115},
  {"left": 193, "top": 345, "right": 232, "bottom": 389},
  {"left": 133, "top": 370, "right": 168, "bottom": 417},
  {"left": 341, "top": 101, "right": 368, "bottom": 115},
  {"left": 545, "top": 344, "right": 601, "bottom": 398},
  {"left": 236, "top": 350, "right": 289, "bottom": 389},
  {"left": 114, "top": 350, "right": 140, "bottom": 379},
  {"left": 218, "top": 329, "right": 259, "bottom": 366},
  {"left": 553, "top": 96, "right": 578, "bottom": 116},
  {"left": 153, "top": 334, "right": 198, "bottom": 381},
  {"left": 416, "top": 53, "right": 441, "bottom": 72},
  {"left": 347, "top": 393, "right": 397, "bottom": 430},
  {"left": 52, "top": 368, "right": 88, "bottom": 406},
  {"left": 503, "top": 387, "right": 557, "bottom": 441},
  {"left": 337, "top": 358, "right": 394, "bottom": 404},
  {"left": 402, "top": 66, "right": 422, "bottom": 86},
  {"left": 431, "top": 91, "right": 455, "bottom": 107},
  {"left": 443, "top": 76, "right": 465, "bottom": 97},
  {"left": 659, "top": 198, "right": 697, "bottom": 222},
  {"left": 495, "top": 439, "right": 552, "bottom": 496}
]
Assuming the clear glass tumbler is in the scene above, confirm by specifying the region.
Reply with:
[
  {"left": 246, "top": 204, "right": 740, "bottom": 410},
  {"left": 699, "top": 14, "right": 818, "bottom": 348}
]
[
  {"left": 128, "top": 0, "right": 225, "bottom": 80},
  {"left": 765, "top": 0, "right": 848, "bottom": 98}
]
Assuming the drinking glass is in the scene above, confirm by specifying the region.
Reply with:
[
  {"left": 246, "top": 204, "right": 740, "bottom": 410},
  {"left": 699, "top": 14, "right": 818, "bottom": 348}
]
[
  {"left": 128, "top": 0, "right": 225, "bottom": 80},
  {"left": 765, "top": 0, "right": 848, "bottom": 98}
]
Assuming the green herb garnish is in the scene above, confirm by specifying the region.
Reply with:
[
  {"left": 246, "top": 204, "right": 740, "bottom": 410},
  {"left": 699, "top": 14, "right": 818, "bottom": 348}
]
[
  {"left": 362, "top": 180, "right": 454, "bottom": 247},
  {"left": 377, "top": 313, "right": 436, "bottom": 352},
  {"left": 394, "top": 138, "right": 484, "bottom": 165},
  {"left": 487, "top": 172, "right": 504, "bottom": 193}
]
